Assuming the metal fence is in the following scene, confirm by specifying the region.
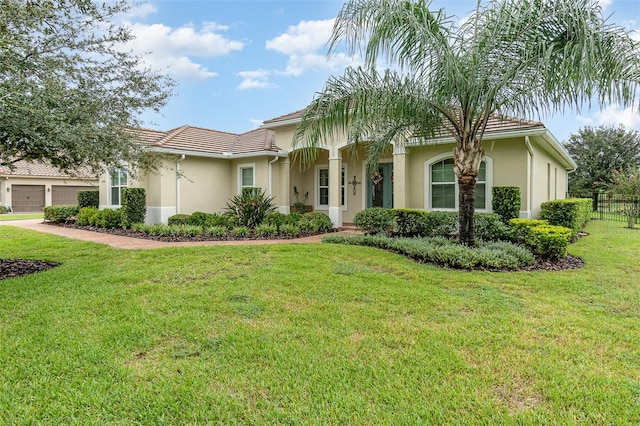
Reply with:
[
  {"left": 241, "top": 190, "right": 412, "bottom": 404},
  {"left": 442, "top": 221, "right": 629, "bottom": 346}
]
[{"left": 577, "top": 193, "right": 640, "bottom": 225}]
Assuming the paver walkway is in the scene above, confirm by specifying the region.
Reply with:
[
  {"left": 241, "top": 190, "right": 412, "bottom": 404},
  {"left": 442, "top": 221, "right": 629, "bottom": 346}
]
[{"left": 0, "top": 219, "right": 350, "bottom": 250}]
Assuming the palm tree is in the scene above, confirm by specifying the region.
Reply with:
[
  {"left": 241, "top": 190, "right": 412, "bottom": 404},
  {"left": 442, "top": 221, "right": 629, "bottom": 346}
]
[{"left": 293, "top": 0, "right": 640, "bottom": 245}]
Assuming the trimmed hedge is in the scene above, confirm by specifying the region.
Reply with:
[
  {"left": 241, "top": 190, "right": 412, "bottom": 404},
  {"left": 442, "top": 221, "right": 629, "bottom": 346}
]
[
  {"left": 76, "top": 207, "right": 98, "bottom": 226},
  {"left": 89, "top": 208, "right": 122, "bottom": 228},
  {"left": 509, "top": 218, "right": 572, "bottom": 259},
  {"left": 492, "top": 186, "right": 521, "bottom": 223},
  {"left": 121, "top": 188, "right": 146, "bottom": 227},
  {"left": 525, "top": 225, "right": 572, "bottom": 259},
  {"left": 353, "top": 207, "right": 395, "bottom": 234},
  {"left": 43, "top": 205, "right": 79, "bottom": 223},
  {"left": 77, "top": 190, "right": 99, "bottom": 209},
  {"left": 539, "top": 198, "right": 591, "bottom": 239},
  {"left": 168, "top": 214, "right": 191, "bottom": 226},
  {"left": 394, "top": 209, "right": 429, "bottom": 237}
]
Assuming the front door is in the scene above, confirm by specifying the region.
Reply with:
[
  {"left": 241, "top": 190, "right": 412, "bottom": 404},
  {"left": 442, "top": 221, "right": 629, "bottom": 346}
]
[{"left": 367, "top": 163, "right": 393, "bottom": 208}]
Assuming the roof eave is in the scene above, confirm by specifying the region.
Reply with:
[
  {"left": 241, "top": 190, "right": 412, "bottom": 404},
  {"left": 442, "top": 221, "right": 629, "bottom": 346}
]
[{"left": 153, "top": 147, "right": 288, "bottom": 159}]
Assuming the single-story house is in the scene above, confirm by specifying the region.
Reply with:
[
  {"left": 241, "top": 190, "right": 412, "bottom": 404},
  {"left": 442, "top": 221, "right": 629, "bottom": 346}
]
[
  {"left": 99, "top": 113, "right": 577, "bottom": 226},
  {"left": 0, "top": 161, "right": 98, "bottom": 212}
]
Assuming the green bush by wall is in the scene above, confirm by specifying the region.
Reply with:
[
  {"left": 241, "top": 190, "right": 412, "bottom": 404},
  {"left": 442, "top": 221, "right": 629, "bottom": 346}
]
[
  {"left": 492, "top": 186, "right": 521, "bottom": 223},
  {"left": 539, "top": 198, "right": 591, "bottom": 239},
  {"left": 44, "top": 205, "right": 79, "bottom": 223},
  {"left": 77, "top": 190, "right": 99, "bottom": 209},
  {"left": 121, "top": 188, "right": 146, "bottom": 227}
]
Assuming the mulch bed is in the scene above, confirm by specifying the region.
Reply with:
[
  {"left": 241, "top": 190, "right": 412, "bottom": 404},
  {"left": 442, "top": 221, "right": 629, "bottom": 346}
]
[{"left": 0, "top": 259, "right": 60, "bottom": 280}]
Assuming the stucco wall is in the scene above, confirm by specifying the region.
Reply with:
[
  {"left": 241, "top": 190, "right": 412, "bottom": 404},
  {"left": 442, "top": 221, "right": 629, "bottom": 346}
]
[{"left": 180, "top": 157, "right": 231, "bottom": 214}]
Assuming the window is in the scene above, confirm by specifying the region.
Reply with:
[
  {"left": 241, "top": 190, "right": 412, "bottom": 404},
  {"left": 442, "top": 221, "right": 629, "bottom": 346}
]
[
  {"left": 431, "top": 159, "right": 456, "bottom": 209},
  {"left": 316, "top": 165, "right": 346, "bottom": 209},
  {"left": 426, "top": 156, "right": 491, "bottom": 211},
  {"left": 238, "top": 164, "right": 255, "bottom": 193},
  {"left": 109, "top": 168, "right": 127, "bottom": 206}
]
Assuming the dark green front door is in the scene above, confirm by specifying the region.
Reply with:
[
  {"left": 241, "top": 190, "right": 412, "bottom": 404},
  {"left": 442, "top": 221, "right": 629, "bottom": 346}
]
[{"left": 367, "top": 163, "right": 393, "bottom": 208}]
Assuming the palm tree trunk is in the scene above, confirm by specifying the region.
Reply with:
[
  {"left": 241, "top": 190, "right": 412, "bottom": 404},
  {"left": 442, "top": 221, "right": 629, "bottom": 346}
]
[
  {"left": 453, "top": 138, "right": 484, "bottom": 246},
  {"left": 458, "top": 174, "right": 477, "bottom": 246}
]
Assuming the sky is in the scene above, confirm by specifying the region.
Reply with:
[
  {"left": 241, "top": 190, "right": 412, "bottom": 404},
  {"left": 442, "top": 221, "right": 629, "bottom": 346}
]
[{"left": 120, "top": 0, "right": 640, "bottom": 143}]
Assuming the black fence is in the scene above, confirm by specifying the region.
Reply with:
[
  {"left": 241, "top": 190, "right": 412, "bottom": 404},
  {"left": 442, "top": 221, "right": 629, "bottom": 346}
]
[{"left": 574, "top": 193, "right": 640, "bottom": 225}]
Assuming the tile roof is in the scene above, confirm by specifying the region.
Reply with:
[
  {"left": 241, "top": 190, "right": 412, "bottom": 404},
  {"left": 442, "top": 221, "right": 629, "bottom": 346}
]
[
  {"left": 136, "top": 125, "right": 280, "bottom": 155},
  {"left": 263, "top": 110, "right": 546, "bottom": 135},
  {"left": 0, "top": 161, "right": 98, "bottom": 179}
]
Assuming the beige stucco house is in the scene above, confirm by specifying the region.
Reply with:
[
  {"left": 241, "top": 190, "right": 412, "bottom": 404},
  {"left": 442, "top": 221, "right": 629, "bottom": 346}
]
[
  {"left": 99, "top": 112, "right": 576, "bottom": 226},
  {"left": 1, "top": 161, "right": 98, "bottom": 212}
]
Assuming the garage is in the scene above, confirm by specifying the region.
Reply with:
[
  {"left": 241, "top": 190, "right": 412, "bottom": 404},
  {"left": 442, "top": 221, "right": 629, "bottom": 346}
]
[
  {"left": 11, "top": 185, "right": 45, "bottom": 212},
  {"left": 52, "top": 185, "right": 96, "bottom": 206}
]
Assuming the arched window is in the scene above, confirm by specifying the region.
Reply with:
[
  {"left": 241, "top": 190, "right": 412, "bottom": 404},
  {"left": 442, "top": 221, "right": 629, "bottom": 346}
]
[{"left": 425, "top": 155, "right": 492, "bottom": 211}]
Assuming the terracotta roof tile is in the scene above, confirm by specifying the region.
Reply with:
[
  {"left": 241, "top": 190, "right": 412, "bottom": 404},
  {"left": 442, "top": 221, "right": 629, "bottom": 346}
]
[
  {"left": 0, "top": 161, "right": 98, "bottom": 179},
  {"left": 263, "top": 110, "right": 545, "bottom": 136},
  {"left": 141, "top": 125, "right": 281, "bottom": 155},
  {"left": 230, "top": 128, "right": 280, "bottom": 154}
]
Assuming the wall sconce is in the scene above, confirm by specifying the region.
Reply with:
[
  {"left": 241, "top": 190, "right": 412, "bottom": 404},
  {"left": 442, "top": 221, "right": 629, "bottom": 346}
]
[
  {"left": 6, "top": 187, "right": 9, "bottom": 193},
  {"left": 47, "top": 187, "right": 51, "bottom": 192}
]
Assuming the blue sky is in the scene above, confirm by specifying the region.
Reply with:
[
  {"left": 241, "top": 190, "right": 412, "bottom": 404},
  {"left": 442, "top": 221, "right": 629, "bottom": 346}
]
[{"left": 122, "top": 0, "right": 640, "bottom": 143}]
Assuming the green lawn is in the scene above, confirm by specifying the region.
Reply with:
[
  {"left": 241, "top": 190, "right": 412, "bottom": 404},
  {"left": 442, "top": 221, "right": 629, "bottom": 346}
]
[
  {"left": 0, "top": 221, "right": 638, "bottom": 424},
  {"left": 0, "top": 213, "right": 43, "bottom": 221}
]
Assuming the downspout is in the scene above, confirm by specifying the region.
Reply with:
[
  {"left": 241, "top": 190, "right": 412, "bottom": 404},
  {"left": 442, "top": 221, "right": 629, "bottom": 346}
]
[
  {"left": 525, "top": 136, "right": 534, "bottom": 218},
  {"left": 268, "top": 156, "right": 279, "bottom": 196},
  {"left": 176, "top": 155, "right": 185, "bottom": 214}
]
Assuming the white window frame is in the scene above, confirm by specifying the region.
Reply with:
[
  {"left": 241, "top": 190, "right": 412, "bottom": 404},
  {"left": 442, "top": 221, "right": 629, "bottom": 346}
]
[
  {"left": 424, "top": 153, "right": 493, "bottom": 212},
  {"left": 237, "top": 163, "right": 255, "bottom": 194},
  {"left": 314, "top": 164, "right": 347, "bottom": 211},
  {"left": 109, "top": 167, "right": 128, "bottom": 207}
]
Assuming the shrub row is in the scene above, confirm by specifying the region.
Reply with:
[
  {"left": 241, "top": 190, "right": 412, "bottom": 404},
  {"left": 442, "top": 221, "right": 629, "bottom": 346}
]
[
  {"left": 509, "top": 218, "right": 572, "bottom": 259},
  {"left": 492, "top": 186, "right": 521, "bottom": 223},
  {"left": 167, "top": 211, "right": 333, "bottom": 234},
  {"left": 539, "top": 198, "right": 591, "bottom": 239},
  {"left": 44, "top": 205, "right": 80, "bottom": 223},
  {"left": 322, "top": 234, "right": 535, "bottom": 270},
  {"left": 354, "top": 208, "right": 511, "bottom": 242},
  {"left": 132, "top": 213, "right": 332, "bottom": 239}
]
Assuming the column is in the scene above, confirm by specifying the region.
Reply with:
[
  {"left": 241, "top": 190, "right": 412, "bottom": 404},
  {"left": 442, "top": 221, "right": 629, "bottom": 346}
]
[
  {"left": 328, "top": 154, "right": 343, "bottom": 227},
  {"left": 393, "top": 143, "right": 408, "bottom": 209},
  {"left": 279, "top": 157, "right": 291, "bottom": 214}
]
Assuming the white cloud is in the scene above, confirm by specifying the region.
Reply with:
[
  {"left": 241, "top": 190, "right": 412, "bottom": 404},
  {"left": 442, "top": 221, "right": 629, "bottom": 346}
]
[
  {"left": 249, "top": 118, "right": 264, "bottom": 128},
  {"left": 123, "top": 22, "right": 244, "bottom": 82},
  {"left": 121, "top": 3, "right": 157, "bottom": 19},
  {"left": 266, "top": 19, "right": 359, "bottom": 76},
  {"left": 577, "top": 104, "right": 640, "bottom": 130},
  {"left": 236, "top": 70, "right": 277, "bottom": 90}
]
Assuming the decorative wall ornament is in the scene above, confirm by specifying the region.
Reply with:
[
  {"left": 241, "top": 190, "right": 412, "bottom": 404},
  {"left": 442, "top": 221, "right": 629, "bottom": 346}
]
[{"left": 350, "top": 176, "right": 361, "bottom": 195}]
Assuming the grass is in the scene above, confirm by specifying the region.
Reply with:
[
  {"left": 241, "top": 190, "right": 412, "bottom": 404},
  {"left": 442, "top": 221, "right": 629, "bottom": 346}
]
[
  {"left": 0, "top": 213, "right": 43, "bottom": 221},
  {"left": 0, "top": 220, "right": 638, "bottom": 424}
]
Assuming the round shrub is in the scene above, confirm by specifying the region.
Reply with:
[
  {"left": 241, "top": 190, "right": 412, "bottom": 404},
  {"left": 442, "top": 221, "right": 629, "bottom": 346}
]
[
  {"left": 263, "top": 212, "right": 287, "bottom": 230},
  {"left": 76, "top": 207, "right": 98, "bottom": 226},
  {"left": 353, "top": 207, "right": 395, "bottom": 235},
  {"left": 394, "top": 209, "right": 429, "bottom": 237},
  {"left": 168, "top": 214, "right": 191, "bottom": 226},
  {"left": 0, "top": 205, "right": 10, "bottom": 214},
  {"left": 302, "top": 212, "right": 333, "bottom": 232}
]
